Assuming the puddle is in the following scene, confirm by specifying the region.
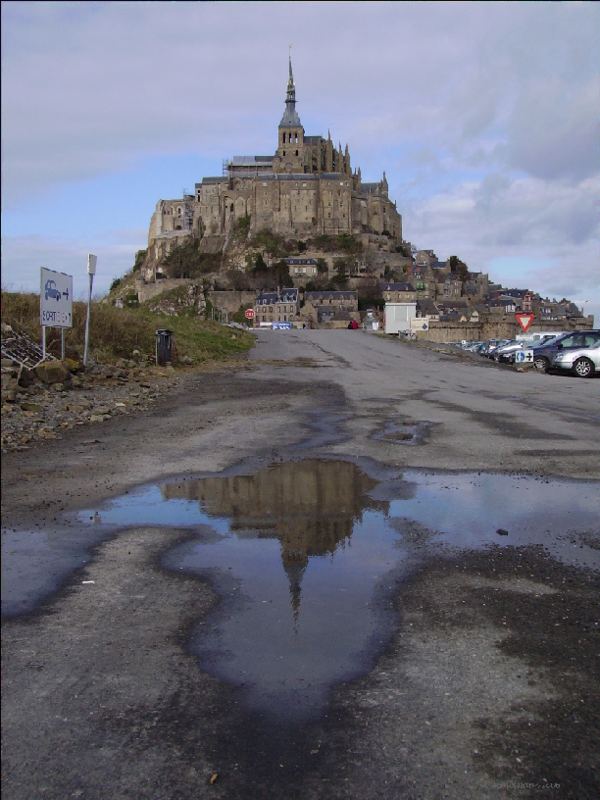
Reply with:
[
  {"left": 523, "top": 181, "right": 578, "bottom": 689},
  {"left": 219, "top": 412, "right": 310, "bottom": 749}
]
[
  {"left": 3, "top": 459, "right": 599, "bottom": 722},
  {"left": 372, "top": 419, "right": 433, "bottom": 445}
]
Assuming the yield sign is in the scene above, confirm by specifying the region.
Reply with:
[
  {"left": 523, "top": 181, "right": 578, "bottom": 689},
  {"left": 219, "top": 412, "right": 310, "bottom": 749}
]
[{"left": 515, "top": 312, "right": 535, "bottom": 332}]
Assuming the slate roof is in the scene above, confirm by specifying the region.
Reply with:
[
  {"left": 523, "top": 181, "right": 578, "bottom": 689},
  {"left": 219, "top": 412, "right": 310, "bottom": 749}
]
[
  {"left": 280, "top": 106, "right": 302, "bottom": 127},
  {"left": 256, "top": 288, "right": 299, "bottom": 305},
  {"left": 416, "top": 299, "right": 439, "bottom": 316},
  {"left": 230, "top": 156, "right": 274, "bottom": 166},
  {"left": 435, "top": 299, "right": 470, "bottom": 310},
  {"left": 381, "top": 282, "right": 415, "bottom": 292}
]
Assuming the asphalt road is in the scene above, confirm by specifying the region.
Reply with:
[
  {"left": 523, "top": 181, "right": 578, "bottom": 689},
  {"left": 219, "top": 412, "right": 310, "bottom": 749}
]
[{"left": 2, "top": 331, "right": 599, "bottom": 800}]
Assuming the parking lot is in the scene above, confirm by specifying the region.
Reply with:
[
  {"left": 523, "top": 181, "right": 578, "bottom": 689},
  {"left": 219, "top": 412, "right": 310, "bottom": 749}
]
[{"left": 2, "top": 329, "right": 599, "bottom": 800}]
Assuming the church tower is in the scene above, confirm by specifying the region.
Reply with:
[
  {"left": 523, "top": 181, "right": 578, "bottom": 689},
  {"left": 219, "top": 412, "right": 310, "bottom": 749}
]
[{"left": 274, "top": 56, "right": 305, "bottom": 173}]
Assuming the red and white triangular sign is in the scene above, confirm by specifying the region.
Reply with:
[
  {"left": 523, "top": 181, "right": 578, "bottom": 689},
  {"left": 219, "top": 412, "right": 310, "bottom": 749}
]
[{"left": 515, "top": 312, "right": 535, "bottom": 332}]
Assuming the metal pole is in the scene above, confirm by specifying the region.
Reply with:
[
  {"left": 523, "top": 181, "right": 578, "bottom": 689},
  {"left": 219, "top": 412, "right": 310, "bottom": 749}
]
[
  {"left": 42, "top": 326, "right": 46, "bottom": 359},
  {"left": 61, "top": 329, "right": 65, "bottom": 360},
  {"left": 83, "top": 272, "right": 94, "bottom": 367}
]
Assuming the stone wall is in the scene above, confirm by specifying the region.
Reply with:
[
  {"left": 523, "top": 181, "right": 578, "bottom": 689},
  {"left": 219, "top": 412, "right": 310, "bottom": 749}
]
[
  {"left": 192, "top": 174, "right": 401, "bottom": 243},
  {"left": 208, "top": 290, "right": 257, "bottom": 315},
  {"left": 416, "top": 317, "right": 595, "bottom": 343},
  {"left": 137, "top": 278, "right": 194, "bottom": 304}
]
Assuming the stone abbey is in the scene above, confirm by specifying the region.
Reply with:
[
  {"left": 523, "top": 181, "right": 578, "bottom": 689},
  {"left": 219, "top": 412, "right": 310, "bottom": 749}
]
[{"left": 146, "top": 58, "right": 403, "bottom": 265}]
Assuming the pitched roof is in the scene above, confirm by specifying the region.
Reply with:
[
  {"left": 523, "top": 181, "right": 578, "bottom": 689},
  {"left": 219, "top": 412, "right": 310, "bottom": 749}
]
[
  {"left": 230, "top": 155, "right": 274, "bottom": 166},
  {"left": 381, "top": 282, "right": 415, "bottom": 292}
]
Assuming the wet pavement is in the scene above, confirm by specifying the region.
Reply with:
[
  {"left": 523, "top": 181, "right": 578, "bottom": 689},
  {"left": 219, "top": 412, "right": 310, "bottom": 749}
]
[
  {"left": 3, "top": 334, "right": 600, "bottom": 800},
  {"left": 4, "top": 458, "right": 598, "bottom": 727}
]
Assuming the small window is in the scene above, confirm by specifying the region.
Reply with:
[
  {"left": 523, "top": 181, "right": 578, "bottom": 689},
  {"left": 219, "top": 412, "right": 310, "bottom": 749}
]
[{"left": 295, "top": 150, "right": 298, "bottom": 156}]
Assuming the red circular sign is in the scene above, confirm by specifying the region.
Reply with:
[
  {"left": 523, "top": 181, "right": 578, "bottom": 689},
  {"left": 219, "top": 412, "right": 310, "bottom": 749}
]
[{"left": 244, "top": 308, "right": 255, "bottom": 320}]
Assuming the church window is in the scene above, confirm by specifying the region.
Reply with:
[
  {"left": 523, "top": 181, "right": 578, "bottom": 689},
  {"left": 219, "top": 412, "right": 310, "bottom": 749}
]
[
  {"left": 282, "top": 133, "right": 286, "bottom": 143},
  {"left": 283, "top": 151, "right": 286, "bottom": 156},
  {"left": 295, "top": 150, "right": 298, "bottom": 156}
]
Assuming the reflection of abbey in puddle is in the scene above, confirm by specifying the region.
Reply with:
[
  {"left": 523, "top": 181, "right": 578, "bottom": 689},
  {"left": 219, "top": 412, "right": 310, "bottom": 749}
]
[{"left": 163, "top": 460, "right": 388, "bottom": 622}]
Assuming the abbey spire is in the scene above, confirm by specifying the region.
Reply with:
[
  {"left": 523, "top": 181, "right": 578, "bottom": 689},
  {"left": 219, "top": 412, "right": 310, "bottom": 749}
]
[{"left": 279, "top": 54, "right": 302, "bottom": 128}]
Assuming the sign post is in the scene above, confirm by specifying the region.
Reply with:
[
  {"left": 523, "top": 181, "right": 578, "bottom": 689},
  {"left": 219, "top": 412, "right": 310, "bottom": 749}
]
[
  {"left": 83, "top": 254, "right": 97, "bottom": 367},
  {"left": 40, "top": 267, "right": 73, "bottom": 359},
  {"left": 244, "top": 308, "right": 255, "bottom": 327},
  {"left": 515, "top": 312, "right": 535, "bottom": 333}
]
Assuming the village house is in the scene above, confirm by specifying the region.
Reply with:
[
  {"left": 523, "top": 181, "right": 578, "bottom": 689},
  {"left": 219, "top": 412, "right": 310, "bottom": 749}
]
[
  {"left": 302, "top": 290, "right": 359, "bottom": 327},
  {"left": 285, "top": 257, "right": 320, "bottom": 280},
  {"left": 381, "top": 281, "right": 417, "bottom": 303},
  {"left": 436, "top": 274, "right": 463, "bottom": 300},
  {"left": 255, "top": 287, "right": 299, "bottom": 325}
]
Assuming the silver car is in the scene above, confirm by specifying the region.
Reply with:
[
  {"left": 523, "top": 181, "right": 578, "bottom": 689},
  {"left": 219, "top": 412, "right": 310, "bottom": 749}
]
[{"left": 551, "top": 345, "right": 600, "bottom": 378}]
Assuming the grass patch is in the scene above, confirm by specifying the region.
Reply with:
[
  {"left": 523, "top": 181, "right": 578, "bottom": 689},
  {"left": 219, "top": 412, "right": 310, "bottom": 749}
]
[{"left": 1, "top": 291, "right": 253, "bottom": 365}]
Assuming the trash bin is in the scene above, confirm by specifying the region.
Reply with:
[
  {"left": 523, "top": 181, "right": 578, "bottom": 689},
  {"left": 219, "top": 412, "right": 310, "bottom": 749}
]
[{"left": 155, "top": 329, "right": 173, "bottom": 366}]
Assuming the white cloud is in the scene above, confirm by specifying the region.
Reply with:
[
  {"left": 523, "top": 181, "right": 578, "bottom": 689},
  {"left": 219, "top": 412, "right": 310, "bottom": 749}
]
[
  {"left": 1, "top": 232, "right": 145, "bottom": 298},
  {"left": 1, "top": 0, "right": 599, "bottom": 313},
  {"left": 405, "top": 172, "right": 600, "bottom": 309}
]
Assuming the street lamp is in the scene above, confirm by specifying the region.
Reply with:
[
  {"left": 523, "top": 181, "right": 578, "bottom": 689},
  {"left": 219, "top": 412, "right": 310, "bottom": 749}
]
[{"left": 83, "top": 253, "right": 97, "bottom": 367}]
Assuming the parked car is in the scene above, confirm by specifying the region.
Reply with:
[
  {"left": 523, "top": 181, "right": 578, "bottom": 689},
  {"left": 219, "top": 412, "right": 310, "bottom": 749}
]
[
  {"left": 482, "top": 339, "right": 511, "bottom": 358},
  {"left": 551, "top": 344, "right": 600, "bottom": 378},
  {"left": 463, "top": 341, "right": 485, "bottom": 352},
  {"left": 495, "top": 334, "right": 559, "bottom": 364},
  {"left": 532, "top": 330, "right": 600, "bottom": 373},
  {"left": 492, "top": 340, "right": 524, "bottom": 363}
]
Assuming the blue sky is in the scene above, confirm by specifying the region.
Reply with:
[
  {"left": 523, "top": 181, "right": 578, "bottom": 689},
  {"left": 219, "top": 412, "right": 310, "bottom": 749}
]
[{"left": 2, "top": 1, "right": 599, "bottom": 320}]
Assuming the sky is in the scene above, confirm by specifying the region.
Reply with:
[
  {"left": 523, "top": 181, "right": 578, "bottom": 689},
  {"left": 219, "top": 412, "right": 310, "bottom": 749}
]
[{"left": 2, "top": 1, "right": 599, "bottom": 320}]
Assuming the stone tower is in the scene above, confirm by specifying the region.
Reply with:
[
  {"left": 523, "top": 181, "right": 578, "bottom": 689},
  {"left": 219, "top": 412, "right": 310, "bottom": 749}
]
[{"left": 273, "top": 56, "right": 305, "bottom": 173}]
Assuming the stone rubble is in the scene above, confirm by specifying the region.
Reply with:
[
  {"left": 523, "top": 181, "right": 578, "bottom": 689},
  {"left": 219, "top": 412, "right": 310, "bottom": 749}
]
[{"left": 1, "top": 356, "right": 186, "bottom": 453}]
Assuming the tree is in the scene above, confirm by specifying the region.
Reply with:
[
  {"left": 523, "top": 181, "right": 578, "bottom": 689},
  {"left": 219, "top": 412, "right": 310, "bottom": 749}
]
[{"left": 448, "top": 255, "right": 469, "bottom": 281}]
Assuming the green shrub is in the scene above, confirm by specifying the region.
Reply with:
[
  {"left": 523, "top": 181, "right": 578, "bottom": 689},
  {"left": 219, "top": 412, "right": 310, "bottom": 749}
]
[
  {"left": 250, "top": 228, "right": 286, "bottom": 257},
  {"left": 234, "top": 214, "right": 251, "bottom": 239},
  {"left": 163, "top": 239, "right": 221, "bottom": 279},
  {"left": 110, "top": 277, "right": 122, "bottom": 292},
  {"left": 307, "top": 234, "right": 362, "bottom": 254},
  {"left": 251, "top": 253, "right": 269, "bottom": 273},
  {"left": 133, "top": 250, "right": 147, "bottom": 272}
]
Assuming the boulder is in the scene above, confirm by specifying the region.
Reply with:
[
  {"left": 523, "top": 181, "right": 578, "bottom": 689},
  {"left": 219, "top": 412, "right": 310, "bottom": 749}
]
[
  {"left": 17, "top": 368, "right": 36, "bottom": 387},
  {"left": 35, "top": 361, "right": 70, "bottom": 385},
  {"left": 63, "top": 357, "right": 83, "bottom": 374},
  {"left": 20, "top": 402, "right": 42, "bottom": 413}
]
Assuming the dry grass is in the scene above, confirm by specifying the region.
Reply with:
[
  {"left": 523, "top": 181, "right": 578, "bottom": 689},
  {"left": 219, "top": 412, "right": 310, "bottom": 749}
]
[{"left": 1, "top": 292, "right": 254, "bottom": 365}]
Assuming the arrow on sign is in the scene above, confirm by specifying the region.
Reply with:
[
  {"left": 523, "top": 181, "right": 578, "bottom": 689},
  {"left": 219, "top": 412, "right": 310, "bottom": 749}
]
[{"left": 515, "top": 312, "right": 535, "bottom": 332}]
